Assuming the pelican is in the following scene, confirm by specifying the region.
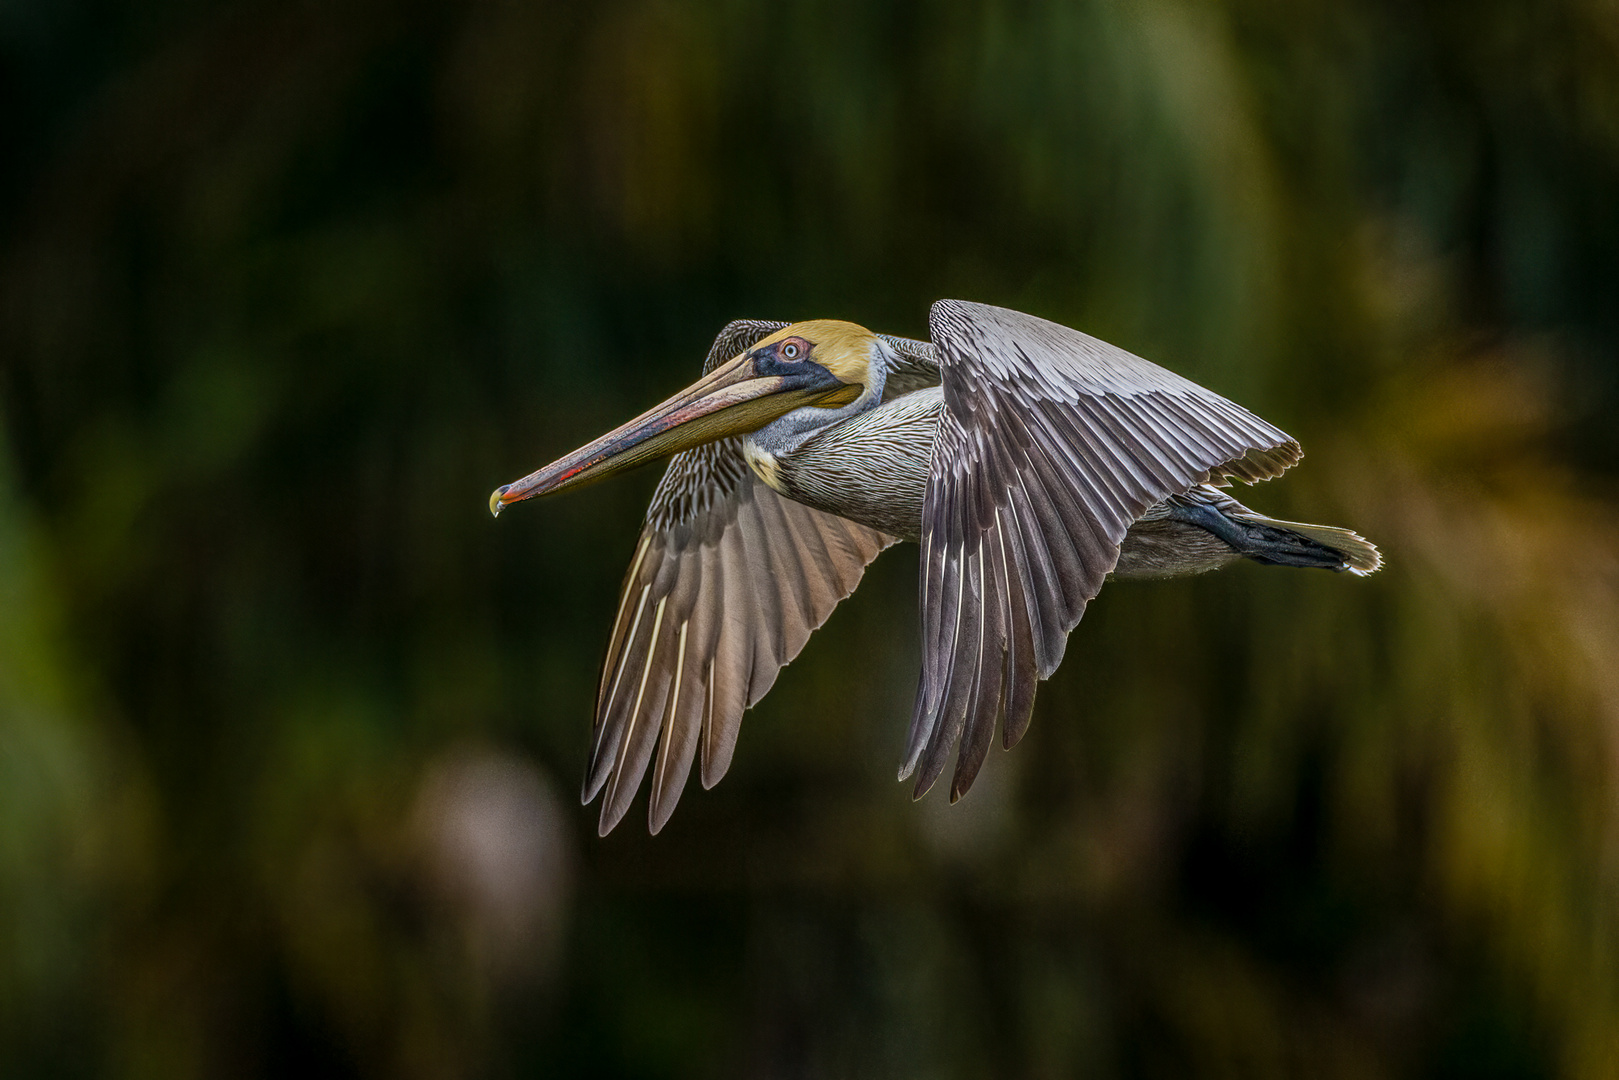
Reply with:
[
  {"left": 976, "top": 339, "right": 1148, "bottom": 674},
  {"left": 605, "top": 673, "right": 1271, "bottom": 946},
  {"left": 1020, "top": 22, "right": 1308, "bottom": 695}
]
[{"left": 491, "top": 301, "right": 1380, "bottom": 835}]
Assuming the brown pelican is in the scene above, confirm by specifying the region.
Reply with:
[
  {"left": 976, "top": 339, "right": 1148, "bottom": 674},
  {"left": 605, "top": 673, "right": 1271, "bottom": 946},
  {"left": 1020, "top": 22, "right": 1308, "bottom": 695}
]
[{"left": 491, "top": 301, "right": 1380, "bottom": 835}]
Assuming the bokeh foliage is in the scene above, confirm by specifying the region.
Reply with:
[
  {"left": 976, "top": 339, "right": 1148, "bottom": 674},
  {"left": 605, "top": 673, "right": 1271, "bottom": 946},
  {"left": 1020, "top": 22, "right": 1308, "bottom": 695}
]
[{"left": 4, "top": 0, "right": 1619, "bottom": 1076}]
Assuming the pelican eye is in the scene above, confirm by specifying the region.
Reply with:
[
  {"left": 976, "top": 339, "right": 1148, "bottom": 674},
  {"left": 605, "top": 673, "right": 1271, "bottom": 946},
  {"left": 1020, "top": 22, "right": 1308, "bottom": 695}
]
[{"left": 749, "top": 336, "right": 825, "bottom": 380}]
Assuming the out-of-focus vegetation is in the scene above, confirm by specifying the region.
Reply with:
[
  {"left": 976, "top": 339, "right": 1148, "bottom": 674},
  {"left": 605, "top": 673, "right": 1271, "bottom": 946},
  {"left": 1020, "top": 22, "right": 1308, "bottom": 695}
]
[{"left": 3, "top": 0, "right": 1619, "bottom": 1076}]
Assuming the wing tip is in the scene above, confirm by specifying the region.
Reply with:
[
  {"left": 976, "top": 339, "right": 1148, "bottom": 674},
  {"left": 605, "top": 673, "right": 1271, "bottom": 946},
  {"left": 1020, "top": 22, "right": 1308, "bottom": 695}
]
[
  {"left": 698, "top": 744, "right": 736, "bottom": 791},
  {"left": 597, "top": 798, "right": 629, "bottom": 837},
  {"left": 580, "top": 766, "right": 608, "bottom": 806},
  {"left": 647, "top": 799, "right": 674, "bottom": 836}
]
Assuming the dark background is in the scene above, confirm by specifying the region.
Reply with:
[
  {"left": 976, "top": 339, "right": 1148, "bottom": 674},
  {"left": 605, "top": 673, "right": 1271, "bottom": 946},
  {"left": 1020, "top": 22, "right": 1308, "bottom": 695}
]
[{"left": 4, "top": 1, "right": 1619, "bottom": 1077}]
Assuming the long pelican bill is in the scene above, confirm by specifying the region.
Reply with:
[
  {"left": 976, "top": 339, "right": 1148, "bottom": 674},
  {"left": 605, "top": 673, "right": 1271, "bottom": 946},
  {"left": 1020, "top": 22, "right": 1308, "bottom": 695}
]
[{"left": 490, "top": 349, "right": 860, "bottom": 516}]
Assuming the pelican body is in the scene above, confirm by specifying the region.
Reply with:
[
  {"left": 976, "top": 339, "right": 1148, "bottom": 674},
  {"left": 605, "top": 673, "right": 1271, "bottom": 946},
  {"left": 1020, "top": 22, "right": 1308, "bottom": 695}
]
[{"left": 492, "top": 301, "right": 1380, "bottom": 835}]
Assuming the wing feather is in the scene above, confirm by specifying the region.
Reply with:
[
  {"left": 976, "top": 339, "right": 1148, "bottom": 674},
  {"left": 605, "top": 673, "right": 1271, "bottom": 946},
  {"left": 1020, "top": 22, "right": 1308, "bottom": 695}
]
[
  {"left": 699, "top": 518, "right": 753, "bottom": 789},
  {"left": 993, "top": 504, "right": 1038, "bottom": 749},
  {"left": 876, "top": 333, "right": 941, "bottom": 399},
  {"left": 600, "top": 598, "right": 674, "bottom": 833},
  {"left": 585, "top": 581, "right": 653, "bottom": 803},
  {"left": 648, "top": 618, "right": 698, "bottom": 833}
]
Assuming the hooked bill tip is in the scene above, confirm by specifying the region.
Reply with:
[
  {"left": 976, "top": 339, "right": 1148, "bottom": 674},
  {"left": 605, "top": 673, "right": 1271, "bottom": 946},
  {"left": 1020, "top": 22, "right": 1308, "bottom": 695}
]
[{"left": 488, "top": 485, "right": 510, "bottom": 518}]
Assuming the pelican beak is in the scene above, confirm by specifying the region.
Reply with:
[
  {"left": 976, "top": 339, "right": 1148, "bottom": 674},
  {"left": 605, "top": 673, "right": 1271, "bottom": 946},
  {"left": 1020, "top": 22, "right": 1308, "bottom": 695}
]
[{"left": 490, "top": 350, "right": 860, "bottom": 515}]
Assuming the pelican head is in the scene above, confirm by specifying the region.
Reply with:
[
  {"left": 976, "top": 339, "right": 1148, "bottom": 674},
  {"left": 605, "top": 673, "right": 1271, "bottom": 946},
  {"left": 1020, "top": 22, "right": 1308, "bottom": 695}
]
[{"left": 490, "top": 320, "right": 881, "bottom": 515}]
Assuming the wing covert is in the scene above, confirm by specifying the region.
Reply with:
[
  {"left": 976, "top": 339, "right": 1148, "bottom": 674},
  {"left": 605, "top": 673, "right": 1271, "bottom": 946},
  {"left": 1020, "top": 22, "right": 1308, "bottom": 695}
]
[
  {"left": 903, "top": 300, "right": 1302, "bottom": 801},
  {"left": 877, "top": 333, "right": 941, "bottom": 400}
]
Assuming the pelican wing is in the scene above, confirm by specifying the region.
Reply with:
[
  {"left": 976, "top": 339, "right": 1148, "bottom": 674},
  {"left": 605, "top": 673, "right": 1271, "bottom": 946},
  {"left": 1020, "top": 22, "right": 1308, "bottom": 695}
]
[
  {"left": 878, "top": 333, "right": 942, "bottom": 399},
  {"left": 905, "top": 300, "right": 1302, "bottom": 800},
  {"left": 586, "top": 320, "right": 897, "bottom": 835}
]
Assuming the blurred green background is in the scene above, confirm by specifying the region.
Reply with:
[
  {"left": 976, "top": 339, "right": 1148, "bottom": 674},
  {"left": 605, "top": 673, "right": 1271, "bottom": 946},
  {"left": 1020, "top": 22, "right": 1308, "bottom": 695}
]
[{"left": 4, "top": 0, "right": 1619, "bottom": 1076}]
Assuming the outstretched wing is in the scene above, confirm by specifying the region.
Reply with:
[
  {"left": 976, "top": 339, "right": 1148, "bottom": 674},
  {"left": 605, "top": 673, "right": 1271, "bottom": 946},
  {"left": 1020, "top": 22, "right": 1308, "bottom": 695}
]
[
  {"left": 904, "top": 300, "right": 1302, "bottom": 801},
  {"left": 585, "top": 320, "right": 897, "bottom": 835}
]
